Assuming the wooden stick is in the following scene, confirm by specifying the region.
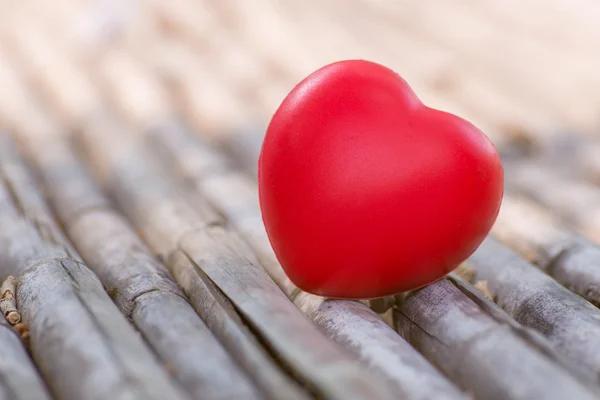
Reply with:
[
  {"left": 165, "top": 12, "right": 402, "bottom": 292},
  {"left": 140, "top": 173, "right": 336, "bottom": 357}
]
[
  {"left": 165, "top": 248, "right": 309, "bottom": 400},
  {"left": 504, "top": 159, "right": 600, "bottom": 242},
  {"left": 216, "top": 127, "right": 265, "bottom": 179},
  {"left": 144, "top": 120, "right": 471, "bottom": 400},
  {"left": 148, "top": 121, "right": 296, "bottom": 296},
  {"left": 517, "top": 134, "right": 600, "bottom": 185},
  {"left": 0, "top": 134, "right": 189, "bottom": 400},
  {"left": 0, "top": 305, "right": 51, "bottom": 400},
  {"left": 23, "top": 136, "right": 263, "bottom": 400},
  {"left": 0, "top": 269, "right": 51, "bottom": 400},
  {"left": 0, "top": 276, "right": 21, "bottom": 325},
  {"left": 0, "top": 37, "right": 301, "bottom": 399},
  {"left": 493, "top": 194, "right": 600, "bottom": 306},
  {"left": 577, "top": 142, "right": 600, "bottom": 184},
  {"left": 74, "top": 119, "right": 401, "bottom": 400},
  {"left": 0, "top": 134, "right": 81, "bottom": 262},
  {"left": 467, "top": 237, "right": 600, "bottom": 381},
  {"left": 12, "top": 321, "right": 30, "bottom": 349},
  {"left": 394, "top": 277, "right": 599, "bottom": 399}
]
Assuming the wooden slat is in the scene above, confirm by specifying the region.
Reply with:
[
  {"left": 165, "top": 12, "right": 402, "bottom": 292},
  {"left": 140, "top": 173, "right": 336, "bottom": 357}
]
[
  {"left": 0, "top": 135, "right": 188, "bottom": 400},
  {"left": 493, "top": 194, "right": 600, "bottom": 306},
  {"left": 576, "top": 142, "right": 600, "bottom": 183},
  {"left": 505, "top": 159, "right": 600, "bottom": 242},
  {"left": 74, "top": 120, "right": 399, "bottom": 400},
  {"left": 0, "top": 118, "right": 80, "bottom": 262},
  {"left": 23, "top": 136, "right": 263, "bottom": 400},
  {"left": 76, "top": 119, "right": 309, "bottom": 400},
  {"left": 0, "top": 39, "right": 277, "bottom": 400},
  {"left": 467, "top": 237, "right": 600, "bottom": 382},
  {"left": 395, "top": 277, "right": 599, "bottom": 399},
  {"left": 216, "top": 127, "right": 265, "bottom": 179},
  {"left": 0, "top": 261, "right": 50, "bottom": 400}
]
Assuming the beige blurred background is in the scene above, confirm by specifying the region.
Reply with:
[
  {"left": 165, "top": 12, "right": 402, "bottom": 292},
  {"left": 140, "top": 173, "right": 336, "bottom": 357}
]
[{"left": 0, "top": 0, "right": 599, "bottom": 148}]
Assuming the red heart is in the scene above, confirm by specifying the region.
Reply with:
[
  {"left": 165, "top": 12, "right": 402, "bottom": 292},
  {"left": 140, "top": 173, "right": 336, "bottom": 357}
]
[{"left": 258, "top": 60, "right": 504, "bottom": 299}]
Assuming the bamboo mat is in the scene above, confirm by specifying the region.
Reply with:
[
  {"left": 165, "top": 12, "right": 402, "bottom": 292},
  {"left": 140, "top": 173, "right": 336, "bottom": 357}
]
[{"left": 1, "top": 1, "right": 600, "bottom": 400}]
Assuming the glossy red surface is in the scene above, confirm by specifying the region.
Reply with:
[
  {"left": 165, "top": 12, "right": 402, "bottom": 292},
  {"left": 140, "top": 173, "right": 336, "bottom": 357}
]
[{"left": 259, "top": 60, "right": 504, "bottom": 299}]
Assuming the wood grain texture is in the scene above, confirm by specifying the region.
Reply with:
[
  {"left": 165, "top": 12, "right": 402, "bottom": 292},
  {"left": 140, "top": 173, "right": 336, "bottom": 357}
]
[
  {"left": 145, "top": 120, "right": 469, "bottom": 400},
  {"left": 493, "top": 194, "right": 600, "bottom": 306},
  {"left": 165, "top": 248, "right": 309, "bottom": 400},
  {"left": 74, "top": 119, "right": 399, "bottom": 400},
  {"left": 468, "top": 237, "right": 600, "bottom": 382},
  {"left": 23, "top": 136, "right": 263, "bottom": 400},
  {"left": 0, "top": 134, "right": 188, "bottom": 400},
  {"left": 394, "top": 277, "right": 599, "bottom": 399}
]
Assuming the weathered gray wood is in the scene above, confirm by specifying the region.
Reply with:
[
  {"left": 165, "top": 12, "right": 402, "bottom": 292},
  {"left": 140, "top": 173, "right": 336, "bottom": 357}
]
[
  {"left": 507, "top": 133, "right": 600, "bottom": 185},
  {"left": 0, "top": 136, "right": 80, "bottom": 261},
  {"left": 145, "top": 120, "right": 469, "bottom": 400},
  {"left": 493, "top": 194, "right": 600, "bottom": 306},
  {"left": 148, "top": 122, "right": 296, "bottom": 296},
  {"left": 23, "top": 136, "right": 262, "bottom": 400},
  {"left": 75, "top": 119, "right": 401, "bottom": 400},
  {"left": 0, "top": 276, "right": 20, "bottom": 325},
  {"left": 165, "top": 248, "right": 308, "bottom": 400},
  {"left": 216, "top": 127, "right": 265, "bottom": 179},
  {"left": 468, "top": 237, "right": 600, "bottom": 381},
  {"left": 577, "top": 142, "right": 600, "bottom": 184},
  {"left": 505, "top": 159, "right": 600, "bottom": 242},
  {"left": 0, "top": 134, "right": 188, "bottom": 400},
  {"left": 0, "top": 312, "right": 51, "bottom": 400},
  {"left": 447, "top": 272, "right": 587, "bottom": 368},
  {"left": 0, "top": 271, "right": 51, "bottom": 400},
  {"left": 394, "top": 277, "right": 599, "bottom": 399},
  {"left": 2, "top": 38, "right": 267, "bottom": 398}
]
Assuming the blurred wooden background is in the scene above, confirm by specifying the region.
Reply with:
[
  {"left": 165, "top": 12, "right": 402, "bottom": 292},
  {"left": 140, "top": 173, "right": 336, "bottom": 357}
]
[{"left": 1, "top": 0, "right": 599, "bottom": 146}]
